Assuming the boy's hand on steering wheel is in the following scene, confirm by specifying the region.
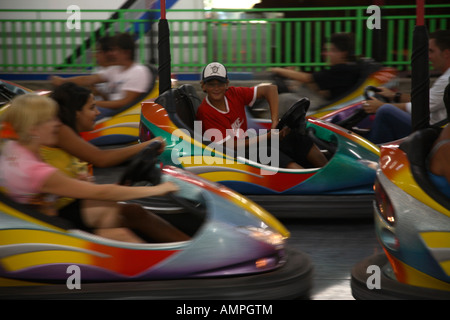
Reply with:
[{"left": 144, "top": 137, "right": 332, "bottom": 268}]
[{"left": 376, "top": 87, "right": 396, "bottom": 101}]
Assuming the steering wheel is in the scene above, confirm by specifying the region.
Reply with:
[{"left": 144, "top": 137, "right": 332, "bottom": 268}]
[
  {"left": 363, "top": 85, "right": 390, "bottom": 103},
  {"left": 335, "top": 85, "right": 390, "bottom": 130},
  {"left": 119, "top": 140, "right": 162, "bottom": 186},
  {"left": 119, "top": 140, "right": 205, "bottom": 217},
  {"left": 276, "top": 97, "right": 310, "bottom": 135}
]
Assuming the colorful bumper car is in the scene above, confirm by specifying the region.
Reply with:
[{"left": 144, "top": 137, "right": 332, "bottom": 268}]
[
  {"left": 138, "top": 84, "right": 380, "bottom": 218},
  {"left": 250, "top": 59, "right": 397, "bottom": 120},
  {"left": 351, "top": 128, "right": 450, "bottom": 299},
  {"left": 0, "top": 142, "right": 312, "bottom": 299}
]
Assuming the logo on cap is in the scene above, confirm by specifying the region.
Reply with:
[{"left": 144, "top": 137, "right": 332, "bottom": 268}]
[{"left": 202, "top": 62, "right": 227, "bottom": 82}]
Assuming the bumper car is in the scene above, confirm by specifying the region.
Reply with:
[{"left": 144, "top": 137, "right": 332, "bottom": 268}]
[
  {"left": 138, "top": 84, "right": 380, "bottom": 218},
  {"left": 250, "top": 59, "right": 397, "bottom": 120},
  {"left": 0, "top": 142, "right": 312, "bottom": 299},
  {"left": 351, "top": 128, "right": 450, "bottom": 299}
]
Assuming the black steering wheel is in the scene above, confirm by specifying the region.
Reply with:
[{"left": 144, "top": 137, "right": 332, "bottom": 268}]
[
  {"left": 119, "top": 140, "right": 205, "bottom": 217},
  {"left": 335, "top": 85, "right": 390, "bottom": 130},
  {"left": 276, "top": 97, "right": 310, "bottom": 135},
  {"left": 119, "top": 140, "right": 162, "bottom": 186},
  {"left": 363, "top": 85, "right": 390, "bottom": 103}
]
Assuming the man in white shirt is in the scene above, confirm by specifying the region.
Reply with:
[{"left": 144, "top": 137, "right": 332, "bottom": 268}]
[
  {"left": 51, "top": 33, "right": 151, "bottom": 115},
  {"left": 362, "top": 29, "right": 450, "bottom": 144}
]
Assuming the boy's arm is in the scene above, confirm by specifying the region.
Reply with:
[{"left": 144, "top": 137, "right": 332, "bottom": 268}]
[
  {"left": 270, "top": 67, "right": 313, "bottom": 84},
  {"left": 50, "top": 74, "right": 104, "bottom": 87},
  {"left": 255, "top": 84, "right": 279, "bottom": 128}
]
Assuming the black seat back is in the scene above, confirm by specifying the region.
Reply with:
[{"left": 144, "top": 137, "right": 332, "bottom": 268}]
[
  {"left": 399, "top": 127, "right": 450, "bottom": 210},
  {"left": 155, "top": 84, "right": 201, "bottom": 134},
  {"left": 178, "top": 84, "right": 202, "bottom": 115}
]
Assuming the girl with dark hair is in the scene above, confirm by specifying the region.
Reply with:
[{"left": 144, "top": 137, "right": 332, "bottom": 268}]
[
  {"left": 44, "top": 82, "right": 164, "bottom": 170},
  {"left": 51, "top": 82, "right": 92, "bottom": 131}
]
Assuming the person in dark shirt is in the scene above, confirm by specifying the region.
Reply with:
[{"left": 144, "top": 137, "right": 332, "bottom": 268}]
[
  {"left": 270, "top": 33, "right": 360, "bottom": 110},
  {"left": 311, "top": 60, "right": 361, "bottom": 100}
]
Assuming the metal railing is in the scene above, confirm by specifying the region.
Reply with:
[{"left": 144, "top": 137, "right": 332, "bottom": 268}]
[{"left": 0, "top": 5, "right": 449, "bottom": 76}]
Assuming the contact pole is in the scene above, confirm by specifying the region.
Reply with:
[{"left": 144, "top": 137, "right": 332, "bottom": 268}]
[
  {"left": 158, "top": 0, "right": 172, "bottom": 95},
  {"left": 410, "top": 0, "right": 430, "bottom": 131}
]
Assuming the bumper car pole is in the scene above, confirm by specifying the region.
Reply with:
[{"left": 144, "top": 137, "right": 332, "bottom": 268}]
[{"left": 158, "top": 0, "right": 172, "bottom": 95}]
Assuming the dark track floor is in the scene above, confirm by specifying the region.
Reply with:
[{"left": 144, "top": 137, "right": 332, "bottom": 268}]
[{"left": 280, "top": 217, "right": 381, "bottom": 300}]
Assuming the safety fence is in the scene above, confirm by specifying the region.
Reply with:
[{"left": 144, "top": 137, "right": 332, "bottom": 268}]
[{"left": 0, "top": 4, "right": 449, "bottom": 77}]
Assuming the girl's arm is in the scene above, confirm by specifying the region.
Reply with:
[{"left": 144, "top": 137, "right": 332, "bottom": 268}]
[
  {"left": 41, "top": 169, "right": 178, "bottom": 201},
  {"left": 57, "top": 125, "right": 164, "bottom": 168}
]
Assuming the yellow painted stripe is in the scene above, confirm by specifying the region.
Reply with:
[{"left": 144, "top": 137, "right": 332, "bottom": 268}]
[
  {"left": 420, "top": 232, "right": 450, "bottom": 276},
  {"left": 441, "top": 261, "right": 450, "bottom": 276},
  {"left": 399, "top": 258, "right": 450, "bottom": 291},
  {"left": 0, "top": 229, "right": 92, "bottom": 271},
  {"left": 0, "top": 203, "right": 65, "bottom": 231},
  {"left": 0, "top": 229, "right": 84, "bottom": 246},
  {"left": 2, "top": 251, "right": 92, "bottom": 272},
  {"left": 99, "top": 114, "right": 140, "bottom": 125},
  {"left": 420, "top": 232, "right": 450, "bottom": 248},
  {"left": 391, "top": 169, "right": 450, "bottom": 218}
]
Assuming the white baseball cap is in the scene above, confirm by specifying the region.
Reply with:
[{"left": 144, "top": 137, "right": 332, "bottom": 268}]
[{"left": 202, "top": 62, "right": 228, "bottom": 83}]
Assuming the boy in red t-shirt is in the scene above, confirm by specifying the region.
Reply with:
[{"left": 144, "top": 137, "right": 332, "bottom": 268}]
[{"left": 196, "top": 62, "right": 327, "bottom": 169}]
